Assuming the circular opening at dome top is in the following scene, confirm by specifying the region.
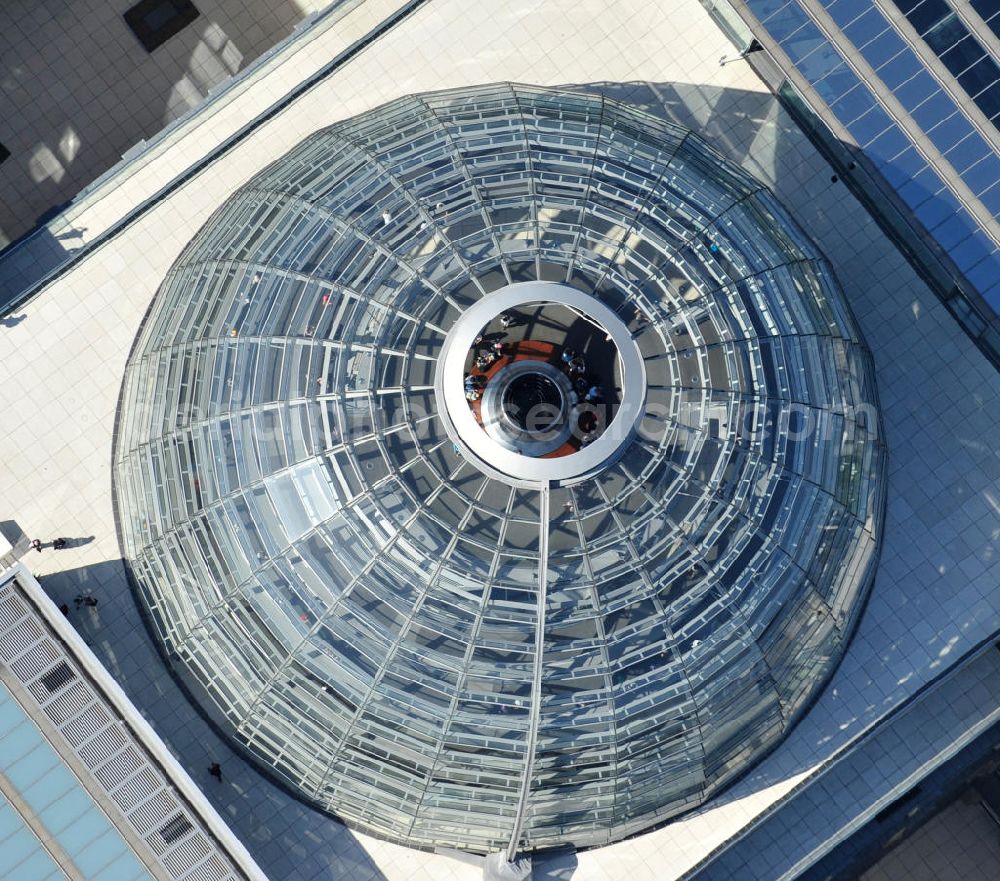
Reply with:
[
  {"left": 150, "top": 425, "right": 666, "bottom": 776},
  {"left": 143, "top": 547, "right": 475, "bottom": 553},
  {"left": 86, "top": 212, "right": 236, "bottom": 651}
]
[{"left": 438, "top": 281, "right": 646, "bottom": 485}]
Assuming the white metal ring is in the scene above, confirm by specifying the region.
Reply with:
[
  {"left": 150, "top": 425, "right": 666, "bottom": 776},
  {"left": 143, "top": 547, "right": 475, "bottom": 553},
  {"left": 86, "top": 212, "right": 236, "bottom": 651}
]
[{"left": 435, "top": 282, "right": 647, "bottom": 485}]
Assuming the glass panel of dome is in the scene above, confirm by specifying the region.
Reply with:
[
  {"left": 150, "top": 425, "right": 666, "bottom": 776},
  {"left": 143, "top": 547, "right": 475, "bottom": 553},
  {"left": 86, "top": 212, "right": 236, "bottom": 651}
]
[{"left": 114, "top": 84, "right": 885, "bottom": 855}]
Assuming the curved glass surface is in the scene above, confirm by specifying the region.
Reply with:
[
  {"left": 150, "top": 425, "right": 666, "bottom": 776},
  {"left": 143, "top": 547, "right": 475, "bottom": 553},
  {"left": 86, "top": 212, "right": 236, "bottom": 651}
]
[{"left": 113, "top": 83, "right": 886, "bottom": 853}]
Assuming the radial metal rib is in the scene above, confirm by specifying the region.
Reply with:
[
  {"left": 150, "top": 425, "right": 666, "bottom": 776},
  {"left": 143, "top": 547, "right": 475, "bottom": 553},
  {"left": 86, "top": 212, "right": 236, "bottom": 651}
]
[{"left": 505, "top": 481, "right": 550, "bottom": 863}]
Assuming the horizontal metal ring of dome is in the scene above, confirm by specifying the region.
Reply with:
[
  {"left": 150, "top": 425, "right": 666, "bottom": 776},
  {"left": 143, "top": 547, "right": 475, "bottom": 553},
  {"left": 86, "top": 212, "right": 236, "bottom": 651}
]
[{"left": 113, "top": 83, "right": 887, "bottom": 855}]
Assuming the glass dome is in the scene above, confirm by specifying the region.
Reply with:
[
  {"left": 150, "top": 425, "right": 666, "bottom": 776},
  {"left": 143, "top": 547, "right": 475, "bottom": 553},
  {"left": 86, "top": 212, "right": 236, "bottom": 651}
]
[{"left": 114, "top": 83, "right": 886, "bottom": 854}]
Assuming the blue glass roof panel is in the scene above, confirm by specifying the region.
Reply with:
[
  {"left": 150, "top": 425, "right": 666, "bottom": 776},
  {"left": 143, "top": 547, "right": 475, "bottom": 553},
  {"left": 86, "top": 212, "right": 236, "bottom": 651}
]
[
  {"left": 0, "top": 685, "right": 155, "bottom": 881},
  {"left": 971, "top": 0, "right": 1000, "bottom": 40},
  {"left": 744, "top": 0, "right": 1000, "bottom": 317},
  {"left": 0, "top": 797, "right": 66, "bottom": 881}
]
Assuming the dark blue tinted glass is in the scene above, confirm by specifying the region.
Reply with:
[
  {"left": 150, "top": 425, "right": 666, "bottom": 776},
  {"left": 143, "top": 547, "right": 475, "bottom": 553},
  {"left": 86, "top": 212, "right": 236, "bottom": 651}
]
[
  {"left": 797, "top": 40, "right": 844, "bottom": 80},
  {"left": 826, "top": 0, "right": 876, "bottom": 21},
  {"left": 854, "top": 27, "right": 901, "bottom": 60},
  {"left": 894, "top": 0, "right": 951, "bottom": 35},
  {"left": 899, "top": 168, "right": 951, "bottom": 213},
  {"left": 938, "top": 33, "right": 987, "bottom": 75},
  {"left": 967, "top": 258, "right": 1000, "bottom": 311},
  {"left": 926, "top": 115, "right": 972, "bottom": 155},
  {"left": 944, "top": 131, "right": 991, "bottom": 173},
  {"left": 915, "top": 188, "right": 962, "bottom": 229},
  {"left": 933, "top": 213, "right": 979, "bottom": 250},
  {"left": 963, "top": 158, "right": 1000, "bottom": 203},
  {"left": 766, "top": 5, "right": 813, "bottom": 42},
  {"left": 913, "top": 196, "right": 955, "bottom": 230},
  {"left": 850, "top": 106, "right": 895, "bottom": 144},
  {"left": 830, "top": 82, "right": 879, "bottom": 121},
  {"left": 876, "top": 52, "right": 924, "bottom": 91},
  {"left": 915, "top": 10, "right": 1000, "bottom": 121},
  {"left": 894, "top": 70, "right": 940, "bottom": 107},
  {"left": 951, "top": 233, "right": 999, "bottom": 283},
  {"left": 783, "top": 22, "right": 828, "bottom": 65},
  {"left": 867, "top": 127, "right": 911, "bottom": 165},
  {"left": 753, "top": 0, "right": 796, "bottom": 24},
  {"left": 957, "top": 57, "right": 1000, "bottom": 98},
  {"left": 911, "top": 92, "right": 962, "bottom": 137},
  {"left": 812, "top": 64, "right": 860, "bottom": 103},
  {"left": 978, "top": 172, "right": 1000, "bottom": 213},
  {"left": 970, "top": 0, "right": 999, "bottom": 22},
  {"left": 977, "top": 81, "right": 1000, "bottom": 120},
  {"left": 970, "top": 0, "right": 1000, "bottom": 43}
]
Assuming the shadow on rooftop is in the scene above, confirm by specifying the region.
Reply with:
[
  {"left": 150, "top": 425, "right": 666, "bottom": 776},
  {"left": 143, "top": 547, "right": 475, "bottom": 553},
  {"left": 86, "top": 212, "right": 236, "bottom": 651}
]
[
  {"left": 0, "top": 0, "right": 321, "bottom": 253},
  {"left": 534, "top": 846, "right": 579, "bottom": 879},
  {"left": 34, "top": 556, "right": 390, "bottom": 881}
]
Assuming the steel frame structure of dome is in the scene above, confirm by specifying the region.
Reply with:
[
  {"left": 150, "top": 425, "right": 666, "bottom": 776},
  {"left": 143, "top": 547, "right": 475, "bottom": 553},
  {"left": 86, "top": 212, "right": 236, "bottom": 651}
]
[{"left": 113, "top": 83, "right": 886, "bottom": 856}]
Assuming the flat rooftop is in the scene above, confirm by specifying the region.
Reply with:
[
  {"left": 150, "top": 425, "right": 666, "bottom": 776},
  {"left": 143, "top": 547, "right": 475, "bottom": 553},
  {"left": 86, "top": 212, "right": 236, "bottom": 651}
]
[
  {"left": 0, "top": 0, "right": 331, "bottom": 249},
  {"left": 0, "top": 0, "right": 997, "bottom": 879},
  {"left": 860, "top": 787, "right": 1000, "bottom": 881},
  {"left": 0, "top": 563, "right": 266, "bottom": 881}
]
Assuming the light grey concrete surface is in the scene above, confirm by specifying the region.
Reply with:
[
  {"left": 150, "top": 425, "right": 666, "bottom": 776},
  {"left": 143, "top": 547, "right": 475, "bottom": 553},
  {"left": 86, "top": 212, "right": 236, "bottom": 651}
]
[{"left": 0, "top": 0, "right": 997, "bottom": 879}]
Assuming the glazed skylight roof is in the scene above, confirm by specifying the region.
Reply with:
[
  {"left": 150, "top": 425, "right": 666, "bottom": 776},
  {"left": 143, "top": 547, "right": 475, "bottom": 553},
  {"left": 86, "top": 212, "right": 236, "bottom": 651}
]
[{"left": 113, "top": 83, "right": 886, "bottom": 854}]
